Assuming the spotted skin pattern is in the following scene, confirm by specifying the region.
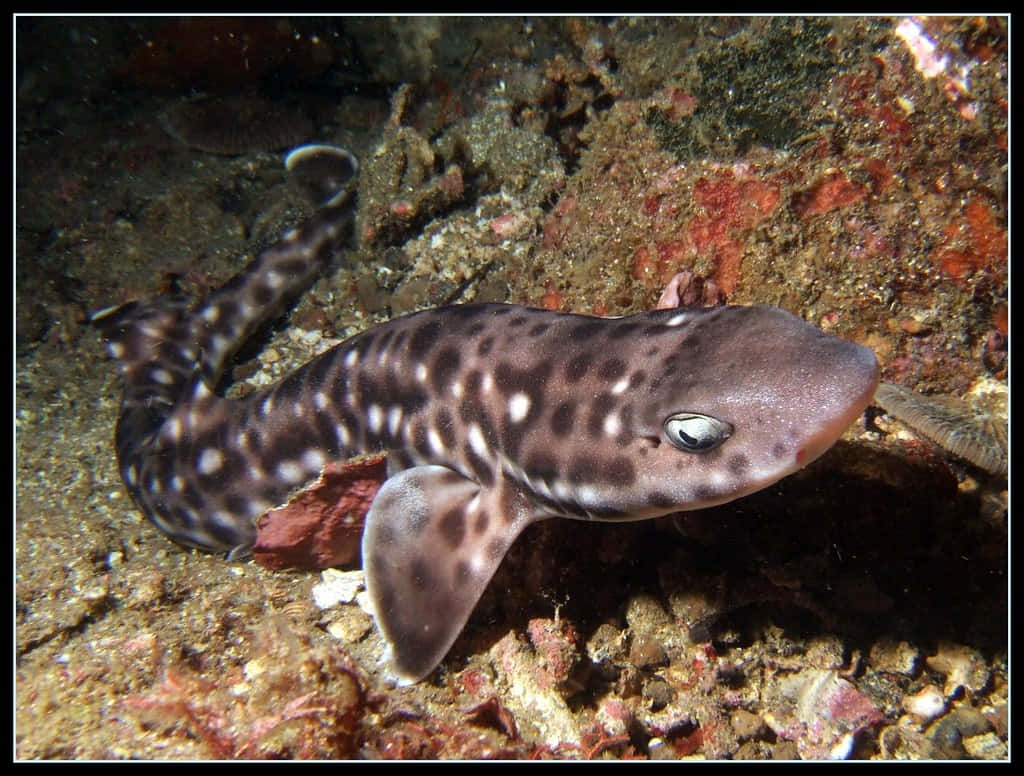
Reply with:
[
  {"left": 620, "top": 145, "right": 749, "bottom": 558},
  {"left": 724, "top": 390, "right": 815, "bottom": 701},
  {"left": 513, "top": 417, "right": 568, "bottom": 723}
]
[{"left": 98, "top": 150, "right": 880, "bottom": 683}]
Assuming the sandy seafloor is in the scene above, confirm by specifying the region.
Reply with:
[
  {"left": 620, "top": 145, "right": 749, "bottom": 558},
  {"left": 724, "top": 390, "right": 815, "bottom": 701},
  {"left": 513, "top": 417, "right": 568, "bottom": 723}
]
[{"left": 16, "top": 17, "right": 1007, "bottom": 759}]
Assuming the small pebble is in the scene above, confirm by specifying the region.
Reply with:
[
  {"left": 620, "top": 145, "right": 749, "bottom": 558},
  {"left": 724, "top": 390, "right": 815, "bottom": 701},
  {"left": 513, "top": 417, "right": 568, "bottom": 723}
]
[
  {"left": 326, "top": 610, "right": 373, "bottom": 643},
  {"left": 647, "top": 737, "right": 674, "bottom": 760},
  {"left": 926, "top": 707, "right": 992, "bottom": 758},
  {"left": 902, "top": 685, "right": 946, "bottom": 721},
  {"left": 962, "top": 731, "right": 1007, "bottom": 760},
  {"left": 311, "top": 568, "right": 365, "bottom": 609},
  {"left": 731, "top": 709, "right": 767, "bottom": 741},
  {"left": 586, "top": 623, "right": 626, "bottom": 665},
  {"left": 642, "top": 678, "right": 674, "bottom": 711},
  {"left": 625, "top": 594, "right": 672, "bottom": 630},
  {"left": 926, "top": 642, "right": 990, "bottom": 696},
  {"left": 869, "top": 639, "right": 919, "bottom": 675},
  {"left": 629, "top": 635, "right": 668, "bottom": 669},
  {"left": 899, "top": 318, "right": 930, "bottom": 335},
  {"left": 595, "top": 698, "right": 631, "bottom": 736}
]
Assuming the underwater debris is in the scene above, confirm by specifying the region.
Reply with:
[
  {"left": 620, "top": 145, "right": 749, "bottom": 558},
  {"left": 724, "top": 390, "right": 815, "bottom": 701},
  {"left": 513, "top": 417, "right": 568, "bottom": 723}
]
[
  {"left": 901, "top": 685, "right": 946, "bottom": 722},
  {"left": 763, "top": 669, "right": 883, "bottom": 760},
  {"left": 873, "top": 382, "right": 1007, "bottom": 476},
  {"left": 285, "top": 144, "right": 359, "bottom": 207},
  {"left": 161, "top": 94, "right": 314, "bottom": 155},
  {"left": 251, "top": 456, "right": 386, "bottom": 570}
]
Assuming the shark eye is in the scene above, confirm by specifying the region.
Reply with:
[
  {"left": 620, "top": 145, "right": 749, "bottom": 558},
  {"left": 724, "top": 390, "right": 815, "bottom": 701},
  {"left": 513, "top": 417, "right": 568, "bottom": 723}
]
[{"left": 663, "top": 413, "right": 733, "bottom": 453}]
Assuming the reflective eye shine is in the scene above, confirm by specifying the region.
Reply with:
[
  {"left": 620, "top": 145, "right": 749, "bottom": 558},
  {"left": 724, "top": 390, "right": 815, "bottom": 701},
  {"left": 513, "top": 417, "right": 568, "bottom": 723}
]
[{"left": 664, "top": 412, "right": 733, "bottom": 452}]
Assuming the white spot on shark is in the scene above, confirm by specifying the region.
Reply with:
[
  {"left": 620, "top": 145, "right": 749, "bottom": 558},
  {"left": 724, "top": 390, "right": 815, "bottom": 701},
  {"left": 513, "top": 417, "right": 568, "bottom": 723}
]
[
  {"left": 210, "top": 333, "right": 229, "bottom": 356},
  {"left": 367, "top": 404, "right": 384, "bottom": 434},
  {"left": 198, "top": 448, "right": 224, "bottom": 475},
  {"left": 603, "top": 413, "right": 622, "bottom": 437},
  {"left": 302, "top": 448, "right": 326, "bottom": 473},
  {"left": 276, "top": 460, "right": 305, "bottom": 484},
  {"left": 191, "top": 380, "right": 213, "bottom": 401},
  {"left": 387, "top": 406, "right": 403, "bottom": 436},
  {"left": 576, "top": 484, "right": 602, "bottom": 507},
  {"left": 336, "top": 424, "right": 351, "bottom": 448},
  {"left": 468, "top": 424, "right": 489, "bottom": 459},
  {"left": 508, "top": 392, "right": 531, "bottom": 423},
  {"left": 210, "top": 510, "right": 235, "bottom": 530},
  {"left": 428, "top": 427, "right": 445, "bottom": 455},
  {"left": 165, "top": 417, "right": 183, "bottom": 442},
  {"left": 152, "top": 368, "right": 174, "bottom": 385},
  {"left": 469, "top": 553, "right": 485, "bottom": 574}
]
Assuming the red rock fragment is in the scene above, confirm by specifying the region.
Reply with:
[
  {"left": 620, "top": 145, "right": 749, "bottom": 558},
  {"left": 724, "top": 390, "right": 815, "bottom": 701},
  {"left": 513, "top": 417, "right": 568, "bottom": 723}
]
[
  {"left": 678, "top": 174, "right": 781, "bottom": 294},
  {"left": 931, "top": 198, "right": 1007, "bottom": 283},
  {"left": 389, "top": 200, "right": 414, "bottom": 217},
  {"left": 526, "top": 617, "right": 580, "bottom": 689},
  {"left": 460, "top": 696, "right": 520, "bottom": 740},
  {"left": 631, "top": 245, "right": 656, "bottom": 283},
  {"left": 669, "top": 726, "right": 704, "bottom": 758},
  {"left": 862, "top": 158, "right": 897, "bottom": 194},
  {"left": 252, "top": 455, "right": 387, "bottom": 571},
  {"left": 935, "top": 249, "right": 976, "bottom": 281},
  {"left": 489, "top": 212, "right": 522, "bottom": 240},
  {"left": 992, "top": 302, "right": 1008, "bottom": 337},
  {"left": 874, "top": 104, "right": 913, "bottom": 141},
  {"left": 650, "top": 86, "right": 699, "bottom": 121},
  {"left": 764, "top": 669, "right": 882, "bottom": 759},
  {"left": 455, "top": 667, "right": 495, "bottom": 698},
  {"left": 656, "top": 240, "right": 687, "bottom": 278},
  {"left": 712, "top": 242, "right": 744, "bottom": 298},
  {"left": 643, "top": 194, "right": 663, "bottom": 217},
  {"left": 438, "top": 165, "right": 464, "bottom": 197},
  {"left": 794, "top": 171, "right": 867, "bottom": 218},
  {"left": 964, "top": 199, "right": 1007, "bottom": 260},
  {"left": 667, "top": 88, "right": 698, "bottom": 119},
  {"left": 540, "top": 287, "right": 566, "bottom": 311},
  {"left": 693, "top": 176, "right": 781, "bottom": 225},
  {"left": 541, "top": 196, "right": 578, "bottom": 250}
]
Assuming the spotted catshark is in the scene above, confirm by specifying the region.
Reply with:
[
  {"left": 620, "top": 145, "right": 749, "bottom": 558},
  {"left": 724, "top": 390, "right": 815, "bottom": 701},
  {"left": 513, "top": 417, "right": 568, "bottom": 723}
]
[{"left": 97, "top": 146, "right": 880, "bottom": 683}]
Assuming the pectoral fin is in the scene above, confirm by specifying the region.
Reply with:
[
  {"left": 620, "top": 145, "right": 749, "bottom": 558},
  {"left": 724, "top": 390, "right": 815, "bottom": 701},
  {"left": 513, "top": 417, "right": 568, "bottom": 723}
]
[{"left": 362, "top": 465, "right": 540, "bottom": 683}]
